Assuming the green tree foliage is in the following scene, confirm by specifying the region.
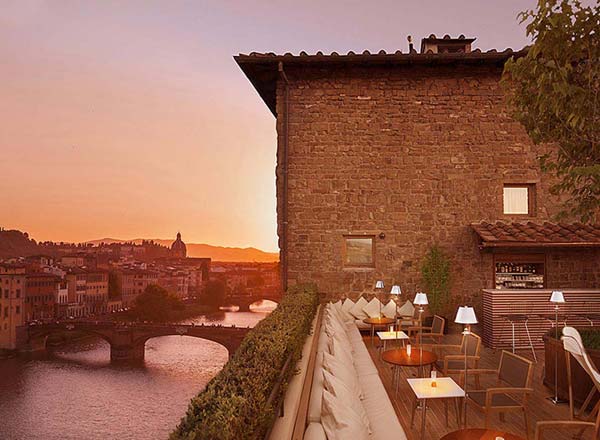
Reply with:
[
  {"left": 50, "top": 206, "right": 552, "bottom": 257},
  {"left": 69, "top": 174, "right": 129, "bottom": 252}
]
[
  {"left": 503, "top": 0, "right": 600, "bottom": 222},
  {"left": 134, "top": 284, "right": 183, "bottom": 322},
  {"left": 421, "top": 245, "right": 451, "bottom": 316},
  {"left": 171, "top": 284, "right": 319, "bottom": 440},
  {"left": 197, "top": 279, "right": 226, "bottom": 308}
]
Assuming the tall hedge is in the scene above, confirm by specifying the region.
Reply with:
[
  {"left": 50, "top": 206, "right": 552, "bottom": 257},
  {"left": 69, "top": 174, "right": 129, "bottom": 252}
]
[{"left": 171, "top": 283, "right": 319, "bottom": 440}]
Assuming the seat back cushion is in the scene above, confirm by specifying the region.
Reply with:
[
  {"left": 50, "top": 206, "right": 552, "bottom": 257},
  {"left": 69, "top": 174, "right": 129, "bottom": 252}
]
[
  {"left": 322, "top": 370, "right": 371, "bottom": 433},
  {"left": 303, "top": 422, "right": 327, "bottom": 440},
  {"left": 397, "top": 300, "right": 415, "bottom": 317},
  {"left": 321, "top": 390, "right": 370, "bottom": 440},
  {"left": 322, "top": 351, "right": 362, "bottom": 399},
  {"left": 362, "top": 297, "right": 383, "bottom": 318},
  {"left": 382, "top": 299, "right": 397, "bottom": 318},
  {"left": 349, "top": 297, "right": 369, "bottom": 320},
  {"left": 307, "top": 353, "right": 325, "bottom": 423}
]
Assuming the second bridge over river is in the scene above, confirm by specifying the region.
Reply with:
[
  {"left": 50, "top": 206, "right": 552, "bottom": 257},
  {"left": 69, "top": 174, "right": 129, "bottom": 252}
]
[{"left": 17, "top": 321, "right": 251, "bottom": 362}]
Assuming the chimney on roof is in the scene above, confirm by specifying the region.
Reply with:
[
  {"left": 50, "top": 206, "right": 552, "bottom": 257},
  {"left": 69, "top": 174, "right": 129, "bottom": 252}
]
[
  {"left": 420, "top": 34, "right": 476, "bottom": 54},
  {"left": 407, "top": 35, "right": 414, "bottom": 53}
]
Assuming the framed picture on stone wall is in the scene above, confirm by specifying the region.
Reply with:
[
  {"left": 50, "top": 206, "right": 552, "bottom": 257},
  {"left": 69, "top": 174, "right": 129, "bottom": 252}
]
[{"left": 343, "top": 235, "right": 375, "bottom": 267}]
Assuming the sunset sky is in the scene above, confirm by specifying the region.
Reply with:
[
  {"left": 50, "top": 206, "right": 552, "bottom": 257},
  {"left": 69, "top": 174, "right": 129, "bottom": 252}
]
[{"left": 1, "top": 0, "right": 538, "bottom": 252}]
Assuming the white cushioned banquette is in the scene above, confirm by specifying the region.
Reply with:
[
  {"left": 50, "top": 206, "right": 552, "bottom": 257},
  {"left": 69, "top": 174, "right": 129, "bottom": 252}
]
[{"left": 304, "top": 301, "right": 407, "bottom": 440}]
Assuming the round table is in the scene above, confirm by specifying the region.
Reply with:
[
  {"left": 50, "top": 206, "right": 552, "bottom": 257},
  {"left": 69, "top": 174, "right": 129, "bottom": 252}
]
[
  {"left": 382, "top": 347, "right": 437, "bottom": 388},
  {"left": 363, "top": 317, "right": 396, "bottom": 346},
  {"left": 440, "top": 428, "right": 525, "bottom": 440}
]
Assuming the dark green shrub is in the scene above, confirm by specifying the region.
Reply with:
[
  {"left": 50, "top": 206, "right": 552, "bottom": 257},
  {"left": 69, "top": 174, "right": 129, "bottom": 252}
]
[
  {"left": 171, "top": 283, "right": 319, "bottom": 440},
  {"left": 547, "top": 327, "right": 600, "bottom": 350}
]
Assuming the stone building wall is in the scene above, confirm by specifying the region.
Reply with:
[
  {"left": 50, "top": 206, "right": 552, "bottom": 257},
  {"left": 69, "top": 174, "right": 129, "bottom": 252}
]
[{"left": 274, "top": 62, "right": 597, "bottom": 311}]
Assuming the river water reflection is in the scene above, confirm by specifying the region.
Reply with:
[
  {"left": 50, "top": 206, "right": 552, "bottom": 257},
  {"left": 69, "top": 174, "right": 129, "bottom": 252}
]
[{"left": 0, "top": 302, "right": 275, "bottom": 440}]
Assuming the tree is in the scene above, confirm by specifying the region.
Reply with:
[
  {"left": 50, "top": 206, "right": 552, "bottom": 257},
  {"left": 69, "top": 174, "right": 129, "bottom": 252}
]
[
  {"left": 134, "top": 284, "right": 182, "bottom": 322},
  {"left": 198, "top": 280, "right": 226, "bottom": 308},
  {"left": 502, "top": 0, "right": 600, "bottom": 222},
  {"left": 421, "top": 245, "right": 451, "bottom": 317}
]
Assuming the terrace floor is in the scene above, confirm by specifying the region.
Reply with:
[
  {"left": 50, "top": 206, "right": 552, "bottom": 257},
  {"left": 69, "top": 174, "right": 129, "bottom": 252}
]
[{"left": 366, "top": 333, "right": 595, "bottom": 440}]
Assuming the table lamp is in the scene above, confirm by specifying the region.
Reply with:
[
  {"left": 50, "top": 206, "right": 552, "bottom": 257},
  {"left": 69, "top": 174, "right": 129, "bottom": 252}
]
[
  {"left": 390, "top": 285, "right": 401, "bottom": 335},
  {"left": 414, "top": 292, "right": 428, "bottom": 377},
  {"left": 548, "top": 290, "right": 566, "bottom": 404},
  {"left": 455, "top": 305, "right": 478, "bottom": 427},
  {"left": 375, "top": 280, "right": 384, "bottom": 317}
]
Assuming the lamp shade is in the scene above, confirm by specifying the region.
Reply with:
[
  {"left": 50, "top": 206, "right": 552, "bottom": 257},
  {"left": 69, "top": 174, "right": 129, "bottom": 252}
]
[
  {"left": 390, "top": 285, "right": 401, "bottom": 295},
  {"left": 455, "top": 306, "right": 478, "bottom": 324},
  {"left": 375, "top": 280, "right": 384, "bottom": 289},
  {"left": 414, "top": 292, "right": 428, "bottom": 305},
  {"left": 550, "top": 291, "right": 565, "bottom": 303}
]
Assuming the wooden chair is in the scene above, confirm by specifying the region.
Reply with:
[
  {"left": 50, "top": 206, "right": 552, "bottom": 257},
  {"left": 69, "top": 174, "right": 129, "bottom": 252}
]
[
  {"left": 432, "top": 332, "right": 482, "bottom": 383},
  {"left": 467, "top": 350, "right": 534, "bottom": 436},
  {"left": 396, "top": 300, "right": 417, "bottom": 330},
  {"left": 534, "top": 326, "right": 600, "bottom": 439},
  {"left": 408, "top": 314, "right": 445, "bottom": 344}
]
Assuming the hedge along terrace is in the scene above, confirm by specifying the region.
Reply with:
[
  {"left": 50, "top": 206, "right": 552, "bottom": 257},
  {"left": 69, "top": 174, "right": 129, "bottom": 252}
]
[{"left": 171, "top": 283, "right": 319, "bottom": 440}]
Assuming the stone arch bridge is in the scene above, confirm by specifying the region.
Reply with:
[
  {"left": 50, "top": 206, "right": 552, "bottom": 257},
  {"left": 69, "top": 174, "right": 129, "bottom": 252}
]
[
  {"left": 226, "top": 292, "right": 282, "bottom": 312},
  {"left": 16, "top": 321, "right": 250, "bottom": 362}
]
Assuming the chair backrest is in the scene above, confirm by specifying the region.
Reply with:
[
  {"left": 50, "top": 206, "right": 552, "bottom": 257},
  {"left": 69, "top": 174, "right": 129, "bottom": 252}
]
[
  {"left": 460, "top": 333, "right": 482, "bottom": 356},
  {"left": 562, "top": 327, "right": 600, "bottom": 390},
  {"left": 431, "top": 315, "right": 445, "bottom": 334},
  {"left": 498, "top": 351, "right": 533, "bottom": 388}
]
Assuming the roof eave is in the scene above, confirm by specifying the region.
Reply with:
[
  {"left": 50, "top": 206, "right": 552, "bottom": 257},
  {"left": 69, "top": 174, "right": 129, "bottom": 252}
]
[{"left": 479, "top": 241, "right": 600, "bottom": 249}]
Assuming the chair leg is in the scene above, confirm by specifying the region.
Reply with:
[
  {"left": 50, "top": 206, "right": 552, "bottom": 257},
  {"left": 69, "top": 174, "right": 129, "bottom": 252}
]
[
  {"left": 410, "top": 398, "right": 417, "bottom": 427},
  {"left": 499, "top": 412, "right": 506, "bottom": 422},
  {"left": 576, "top": 387, "right": 596, "bottom": 419},
  {"left": 484, "top": 410, "right": 490, "bottom": 428},
  {"left": 524, "top": 321, "right": 537, "bottom": 362}
]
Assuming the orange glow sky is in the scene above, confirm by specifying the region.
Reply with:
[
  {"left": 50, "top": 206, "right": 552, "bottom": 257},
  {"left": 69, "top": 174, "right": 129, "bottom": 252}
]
[{"left": 1, "top": 0, "right": 537, "bottom": 252}]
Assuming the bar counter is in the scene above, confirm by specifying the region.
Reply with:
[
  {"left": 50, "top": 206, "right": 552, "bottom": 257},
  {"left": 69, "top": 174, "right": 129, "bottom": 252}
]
[{"left": 482, "top": 289, "right": 600, "bottom": 350}]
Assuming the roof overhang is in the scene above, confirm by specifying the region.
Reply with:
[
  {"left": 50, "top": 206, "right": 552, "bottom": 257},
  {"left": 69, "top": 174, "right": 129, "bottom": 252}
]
[
  {"left": 234, "top": 48, "right": 528, "bottom": 117},
  {"left": 471, "top": 221, "right": 600, "bottom": 251}
]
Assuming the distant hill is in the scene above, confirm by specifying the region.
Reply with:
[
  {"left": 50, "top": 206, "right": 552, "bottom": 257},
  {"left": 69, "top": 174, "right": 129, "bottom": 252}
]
[
  {"left": 0, "top": 229, "right": 41, "bottom": 259},
  {"left": 86, "top": 238, "right": 279, "bottom": 263},
  {"left": 0, "top": 229, "right": 279, "bottom": 263}
]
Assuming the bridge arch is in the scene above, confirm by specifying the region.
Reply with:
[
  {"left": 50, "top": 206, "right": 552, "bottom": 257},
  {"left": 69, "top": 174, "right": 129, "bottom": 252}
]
[
  {"left": 20, "top": 325, "right": 116, "bottom": 353},
  {"left": 18, "top": 323, "right": 250, "bottom": 363},
  {"left": 132, "top": 331, "right": 236, "bottom": 358}
]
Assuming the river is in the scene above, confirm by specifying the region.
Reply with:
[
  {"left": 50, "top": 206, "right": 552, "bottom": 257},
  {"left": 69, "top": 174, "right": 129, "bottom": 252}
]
[{"left": 0, "top": 302, "right": 276, "bottom": 440}]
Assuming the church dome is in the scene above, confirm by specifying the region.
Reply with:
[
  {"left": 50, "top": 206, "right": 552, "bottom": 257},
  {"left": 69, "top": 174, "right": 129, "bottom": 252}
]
[{"left": 170, "top": 232, "right": 187, "bottom": 258}]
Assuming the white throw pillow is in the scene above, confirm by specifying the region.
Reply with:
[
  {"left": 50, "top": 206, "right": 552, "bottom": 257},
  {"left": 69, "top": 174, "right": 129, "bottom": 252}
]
[
  {"left": 322, "top": 370, "right": 371, "bottom": 433},
  {"left": 397, "top": 299, "right": 415, "bottom": 317},
  {"left": 328, "top": 336, "right": 354, "bottom": 368},
  {"left": 348, "top": 296, "right": 369, "bottom": 320},
  {"left": 342, "top": 298, "right": 355, "bottom": 314},
  {"left": 382, "top": 298, "right": 397, "bottom": 319},
  {"left": 322, "top": 351, "right": 362, "bottom": 399},
  {"left": 362, "top": 297, "right": 382, "bottom": 318},
  {"left": 321, "top": 390, "right": 370, "bottom": 440},
  {"left": 324, "top": 321, "right": 352, "bottom": 354}
]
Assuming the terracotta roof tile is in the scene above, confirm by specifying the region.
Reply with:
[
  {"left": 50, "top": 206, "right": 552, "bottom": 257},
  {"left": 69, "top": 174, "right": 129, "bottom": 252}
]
[{"left": 471, "top": 221, "right": 600, "bottom": 248}]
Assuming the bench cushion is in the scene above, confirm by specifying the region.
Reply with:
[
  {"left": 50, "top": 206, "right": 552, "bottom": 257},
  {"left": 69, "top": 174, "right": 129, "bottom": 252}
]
[{"left": 304, "top": 422, "right": 326, "bottom": 440}]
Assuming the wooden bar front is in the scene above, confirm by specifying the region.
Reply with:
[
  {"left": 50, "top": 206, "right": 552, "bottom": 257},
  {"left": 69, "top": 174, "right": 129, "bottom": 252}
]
[{"left": 482, "top": 289, "right": 600, "bottom": 350}]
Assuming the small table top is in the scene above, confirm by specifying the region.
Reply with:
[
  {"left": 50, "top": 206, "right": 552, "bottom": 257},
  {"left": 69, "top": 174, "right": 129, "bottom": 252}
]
[
  {"left": 381, "top": 347, "right": 437, "bottom": 367},
  {"left": 377, "top": 330, "right": 409, "bottom": 341},
  {"left": 440, "top": 428, "right": 525, "bottom": 440},
  {"left": 407, "top": 377, "right": 465, "bottom": 399},
  {"left": 363, "top": 317, "right": 396, "bottom": 326}
]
